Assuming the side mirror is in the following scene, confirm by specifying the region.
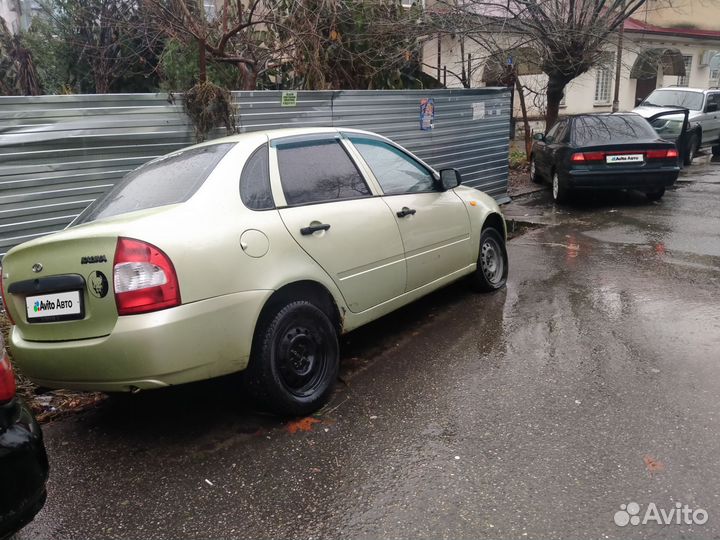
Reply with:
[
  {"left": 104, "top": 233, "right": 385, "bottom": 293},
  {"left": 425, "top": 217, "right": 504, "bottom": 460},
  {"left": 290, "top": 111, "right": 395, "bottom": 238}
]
[
  {"left": 532, "top": 133, "right": 545, "bottom": 141},
  {"left": 707, "top": 103, "right": 718, "bottom": 113},
  {"left": 439, "top": 168, "right": 462, "bottom": 190}
]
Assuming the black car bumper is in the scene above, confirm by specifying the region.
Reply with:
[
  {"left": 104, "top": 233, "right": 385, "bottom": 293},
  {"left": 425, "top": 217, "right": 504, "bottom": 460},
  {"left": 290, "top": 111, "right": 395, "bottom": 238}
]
[
  {"left": 0, "top": 398, "right": 49, "bottom": 539},
  {"left": 566, "top": 168, "right": 679, "bottom": 191}
]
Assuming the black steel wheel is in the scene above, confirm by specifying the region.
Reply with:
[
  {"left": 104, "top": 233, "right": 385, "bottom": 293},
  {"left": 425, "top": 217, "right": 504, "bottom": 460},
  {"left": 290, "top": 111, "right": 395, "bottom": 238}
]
[
  {"left": 245, "top": 301, "right": 339, "bottom": 416},
  {"left": 646, "top": 188, "right": 665, "bottom": 201},
  {"left": 471, "top": 227, "right": 509, "bottom": 292},
  {"left": 684, "top": 132, "right": 699, "bottom": 166}
]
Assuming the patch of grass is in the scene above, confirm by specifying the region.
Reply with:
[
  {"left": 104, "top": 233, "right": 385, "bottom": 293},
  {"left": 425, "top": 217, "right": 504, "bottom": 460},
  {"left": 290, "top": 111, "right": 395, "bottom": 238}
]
[{"left": 509, "top": 150, "right": 529, "bottom": 171}]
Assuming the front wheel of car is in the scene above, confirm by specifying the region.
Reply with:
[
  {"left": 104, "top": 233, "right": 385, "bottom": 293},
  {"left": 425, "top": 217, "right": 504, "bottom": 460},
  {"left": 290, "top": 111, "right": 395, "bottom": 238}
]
[
  {"left": 245, "top": 301, "right": 339, "bottom": 416},
  {"left": 552, "top": 172, "right": 570, "bottom": 203},
  {"left": 646, "top": 188, "right": 665, "bottom": 201},
  {"left": 684, "top": 132, "right": 699, "bottom": 165},
  {"left": 529, "top": 156, "right": 542, "bottom": 183},
  {"left": 471, "top": 227, "right": 508, "bottom": 292}
]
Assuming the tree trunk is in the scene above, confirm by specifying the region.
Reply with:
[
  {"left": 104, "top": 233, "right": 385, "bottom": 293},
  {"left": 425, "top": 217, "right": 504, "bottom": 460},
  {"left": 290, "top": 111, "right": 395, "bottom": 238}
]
[
  {"left": 238, "top": 63, "right": 257, "bottom": 90},
  {"left": 198, "top": 38, "right": 207, "bottom": 84},
  {"left": 545, "top": 74, "right": 567, "bottom": 131},
  {"left": 515, "top": 77, "right": 532, "bottom": 159}
]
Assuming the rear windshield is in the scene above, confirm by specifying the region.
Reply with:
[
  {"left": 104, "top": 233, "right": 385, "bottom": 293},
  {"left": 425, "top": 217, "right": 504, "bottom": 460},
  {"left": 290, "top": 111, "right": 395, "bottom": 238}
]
[
  {"left": 642, "top": 90, "right": 703, "bottom": 111},
  {"left": 75, "top": 143, "right": 234, "bottom": 224},
  {"left": 572, "top": 115, "right": 658, "bottom": 146}
]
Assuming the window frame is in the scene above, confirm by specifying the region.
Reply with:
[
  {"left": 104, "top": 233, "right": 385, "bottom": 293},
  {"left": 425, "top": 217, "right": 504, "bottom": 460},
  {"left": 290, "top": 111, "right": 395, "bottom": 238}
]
[
  {"left": 239, "top": 142, "right": 275, "bottom": 211},
  {"left": 270, "top": 134, "right": 375, "bottom": 208},
  {"left": 343, "top": 133, "right": 440, "bottom": 197},
  {"left": 594, "top": 53, "right": 615, "bottom": 104},
  {"left": 677, "top": 55, "right": 693, "bottom": 87}
]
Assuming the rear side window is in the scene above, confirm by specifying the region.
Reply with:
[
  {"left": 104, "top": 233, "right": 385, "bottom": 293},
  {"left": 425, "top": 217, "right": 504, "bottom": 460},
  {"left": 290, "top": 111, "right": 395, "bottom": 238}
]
[
  {"left": 77, "top": 143, "right": 234, "bottom": 224},
  {"left": 571, "top": 115, "right": 657, "bottom": 146},
  {"left": 276, "top": 139, "right": 370, "bottom": 205},
  {"left": 240, "top": 144, "right": 274, "bottom": 210}
]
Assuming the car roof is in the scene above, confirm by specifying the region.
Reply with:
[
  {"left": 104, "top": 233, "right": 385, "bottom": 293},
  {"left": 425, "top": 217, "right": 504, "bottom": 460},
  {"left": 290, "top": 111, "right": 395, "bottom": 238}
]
[
  {"left": 197, "top": 127, "right": 384, "bottom": 146},
  {"left": 653, "top": 87, "right": 709, "bottom": 94},
  {"left": 566, "top": 112, "right": 641, "bottom": 119}
]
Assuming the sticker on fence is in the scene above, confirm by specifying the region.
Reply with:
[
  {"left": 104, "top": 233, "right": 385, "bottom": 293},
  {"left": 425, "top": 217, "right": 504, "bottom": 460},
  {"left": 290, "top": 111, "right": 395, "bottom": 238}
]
[
  {"left": 281, "top": 91, "right": 298, "bottom": 107},
  {"left": 420, "top": 98, "right": 434, "bottom": 131},
  {"left": 472, "top": 102, "right": 485, "bottom": 120}
]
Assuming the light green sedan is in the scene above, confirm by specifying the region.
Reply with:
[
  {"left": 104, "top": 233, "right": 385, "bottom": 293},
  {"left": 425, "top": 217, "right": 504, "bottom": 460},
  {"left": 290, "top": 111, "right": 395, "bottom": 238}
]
[{"left": 1, "top": 128, "right": 508, "bottom": 416}]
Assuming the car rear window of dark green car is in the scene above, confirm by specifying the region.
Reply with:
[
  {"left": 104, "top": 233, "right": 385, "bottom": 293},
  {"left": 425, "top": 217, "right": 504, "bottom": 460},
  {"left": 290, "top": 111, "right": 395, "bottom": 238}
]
[
  {"left": 572, "top": 115, "right": 658, "bottom": 146},
  {"left": 76, "top": 143, "right": 234, "bottom": 224}
]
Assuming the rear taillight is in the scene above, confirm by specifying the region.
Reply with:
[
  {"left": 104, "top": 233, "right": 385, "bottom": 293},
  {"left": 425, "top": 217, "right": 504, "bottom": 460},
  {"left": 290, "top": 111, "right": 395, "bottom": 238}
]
[
  {"left": 571, "top": 152, "right": 604, "bottom": 163},
  {"left": 646, "top": 149, "right": 679, "bottom": 159},
  {"left": 113, "top": 237, "right": 181, "bottom": 316},
  {"left": 0, "top": 269, "right": 14, "bottom": 325},
  {"left": 0, "top": 349, "right": 16, "bottom": 404}
]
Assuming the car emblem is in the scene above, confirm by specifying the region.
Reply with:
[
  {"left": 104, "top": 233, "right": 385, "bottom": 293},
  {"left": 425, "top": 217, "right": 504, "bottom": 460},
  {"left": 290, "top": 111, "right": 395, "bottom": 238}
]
[{"left": 32, "top": 263, "right": 43, "bottom": 273}]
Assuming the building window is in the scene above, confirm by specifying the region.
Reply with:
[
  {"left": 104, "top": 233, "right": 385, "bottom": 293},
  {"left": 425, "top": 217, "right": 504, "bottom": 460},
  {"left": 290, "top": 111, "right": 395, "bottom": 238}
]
[
  {"left": 594, "top": 54, "right": 615, "bottom": 104},
  {"left": 677, "top": 55, "right": 693, "bottom": 87}
]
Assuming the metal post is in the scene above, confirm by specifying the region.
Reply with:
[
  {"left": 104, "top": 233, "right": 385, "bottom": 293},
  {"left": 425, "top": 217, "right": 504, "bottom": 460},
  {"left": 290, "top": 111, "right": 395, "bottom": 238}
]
[
  {"left": 612, "top": 21, "right": 624, "bottom": 111},
  {"left": 437, "top": 33, "right": 442, "bottom": 82}
]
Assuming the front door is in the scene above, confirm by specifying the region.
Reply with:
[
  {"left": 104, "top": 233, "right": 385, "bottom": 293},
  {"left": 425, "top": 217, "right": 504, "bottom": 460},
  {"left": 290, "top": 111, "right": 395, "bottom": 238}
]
[
  {"left": 635, "top": 77, "right": 657, "bottom": 105},
  {"left": 273, "top": 137, "right": 406, "bottom": 313},
  {"left": 346, "top": 135, "right": 472, "bottom": 292}
]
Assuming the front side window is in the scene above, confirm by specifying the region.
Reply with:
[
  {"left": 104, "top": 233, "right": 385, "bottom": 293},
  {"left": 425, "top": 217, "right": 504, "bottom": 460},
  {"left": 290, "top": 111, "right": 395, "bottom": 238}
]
[
  {"left": 545, "top": 121, "right": 564, "bottom": 143},
  {"left": 240, "top": 144, "right": 274, "bottom": 210},
  {"left": 76, "top": 143, "right": 234, "bottom": 224},
  {"left": 349, "top": 137, "right": 435, "bottom": 195},
  {"left": 277, "top": 139, "right": 370, "bottom": 205}
]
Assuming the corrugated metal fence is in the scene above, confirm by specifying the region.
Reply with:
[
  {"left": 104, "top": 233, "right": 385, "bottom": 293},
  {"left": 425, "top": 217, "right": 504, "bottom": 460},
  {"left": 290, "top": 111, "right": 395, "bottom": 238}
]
[{"left": 0, "top": 88, "right": 510, "bottom": 256}]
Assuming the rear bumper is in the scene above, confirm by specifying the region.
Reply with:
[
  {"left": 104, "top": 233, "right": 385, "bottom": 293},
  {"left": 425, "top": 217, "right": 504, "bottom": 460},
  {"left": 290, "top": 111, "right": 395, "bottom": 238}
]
[
  {"left": 0, "top": 399, "right": 48, "bottom": 539},
  {"left": 566, "top": 168, "right": 679, "bottom": 190},
  {"left": 9, "top": 290, "right": 271, "bottom": 392}
]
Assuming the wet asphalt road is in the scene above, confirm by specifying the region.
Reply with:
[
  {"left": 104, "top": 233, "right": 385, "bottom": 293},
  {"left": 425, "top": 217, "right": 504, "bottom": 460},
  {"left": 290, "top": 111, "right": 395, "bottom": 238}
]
[{"left": 18, "top": 155, "right": 720, "bottom": 540}]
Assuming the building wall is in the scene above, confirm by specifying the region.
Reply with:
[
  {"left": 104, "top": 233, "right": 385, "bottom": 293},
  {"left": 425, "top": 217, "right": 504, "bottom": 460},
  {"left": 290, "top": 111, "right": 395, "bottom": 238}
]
[
  {"left": 639, "top": 0, "right": 720, "bottom": 32},
  {"left": 423, "top": 33, "right": 720, "bottom": 120},
  {"left": 0, "top": 0, "right": 20, "bottom": 32}
]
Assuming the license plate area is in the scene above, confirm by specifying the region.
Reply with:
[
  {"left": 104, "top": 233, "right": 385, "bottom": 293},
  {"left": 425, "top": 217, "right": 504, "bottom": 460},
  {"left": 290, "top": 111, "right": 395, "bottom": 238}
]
[
  {"left": 606, "top": 154, "right": 644, "bottom": 164},
  {"left": 25, "top": 290, "right": 84, "bottom": 323}
]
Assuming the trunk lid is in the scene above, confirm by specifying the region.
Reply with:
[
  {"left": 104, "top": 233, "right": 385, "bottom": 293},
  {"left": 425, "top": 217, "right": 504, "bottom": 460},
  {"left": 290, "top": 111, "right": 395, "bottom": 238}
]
[{"left": 1, "top": 206, "right": 175, "bottom": 342}]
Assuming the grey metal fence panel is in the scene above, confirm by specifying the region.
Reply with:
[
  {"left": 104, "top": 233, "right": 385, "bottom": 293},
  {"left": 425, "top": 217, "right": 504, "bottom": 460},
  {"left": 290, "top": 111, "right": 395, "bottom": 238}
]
[{"left": 0, "top": 88, "right": 510, "bottom": 256}]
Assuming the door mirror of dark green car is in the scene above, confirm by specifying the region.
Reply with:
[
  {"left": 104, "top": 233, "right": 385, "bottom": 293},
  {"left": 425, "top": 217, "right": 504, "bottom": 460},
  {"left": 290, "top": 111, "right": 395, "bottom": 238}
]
[
  {"left": 533, "top": 132, "right": 545, "bottom": 141},
  {"left": 439, "top": 169, "right": 462, "bottom": 190}
]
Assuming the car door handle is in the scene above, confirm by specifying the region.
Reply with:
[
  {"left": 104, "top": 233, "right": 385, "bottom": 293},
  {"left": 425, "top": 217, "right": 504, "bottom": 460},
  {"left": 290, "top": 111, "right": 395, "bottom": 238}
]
[
  {"left": 396, "top": 207, "right": 417, "bottom": 218},
  {"left": 300, "top": 223, "right": 331, "bottom": 235}
]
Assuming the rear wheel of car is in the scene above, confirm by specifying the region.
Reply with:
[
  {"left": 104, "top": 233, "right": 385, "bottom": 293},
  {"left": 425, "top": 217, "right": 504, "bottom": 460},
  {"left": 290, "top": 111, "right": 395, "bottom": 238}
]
[
  {"left": 552, "top": 172, "right": 570, "bottom": 203},
  {"left": 471, "top": 227, "right": 508, "bottom": 292},
  {"left": 684, "top": 132, "right": 699, "bottom": 165},
  {"left": 646, "top": 188, "right": 665, "bottom": 201},
  {"left": 245, "top": 301, "right": 339, "bottom": 416},
  {"left": 529, "top": 156, "right": 542, "bottom": 183}
]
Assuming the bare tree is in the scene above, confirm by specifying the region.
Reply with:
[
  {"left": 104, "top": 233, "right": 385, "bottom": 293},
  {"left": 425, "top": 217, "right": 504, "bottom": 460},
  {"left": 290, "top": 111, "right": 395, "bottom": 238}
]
[
  {"left": 0, "top": 17, "right": 42, "bottom": 95},
  {"left": 433, "top": 0, "right": 651, "bottom": 129}
]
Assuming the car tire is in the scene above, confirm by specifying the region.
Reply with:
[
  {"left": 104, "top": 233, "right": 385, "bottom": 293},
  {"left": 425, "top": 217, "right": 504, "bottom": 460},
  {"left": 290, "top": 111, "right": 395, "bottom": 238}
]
[
  {"left": 684, "top": 132, "right": 699, "bottom": 165},
  {"left": 529, "top": 156, "right": 542, "bottom": 183},
  {"left": 552, "top": 172, "right": 570, "bottom": 203},
  {"left": 646, "top": 188, "right": 665, "bottom": 201},
  {"left": 712, "top": 144, "right": 720, "bottom": 157},
  {"left": 470, "top": 227, "right": 508, "bottom": 292},
  {"left": 244, "top": 301, "right": 339, "bottom": 416}
]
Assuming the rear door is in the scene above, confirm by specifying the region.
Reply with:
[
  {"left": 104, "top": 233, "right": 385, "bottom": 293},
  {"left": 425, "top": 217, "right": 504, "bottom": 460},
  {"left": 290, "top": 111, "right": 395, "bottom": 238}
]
[
  {"left": 272, "top": 135, "right": 406, "bottom": 313},
  {"left": 703, "top": 92, "right": 720, "bottom": 143},
  {"left": 346, "top": 135, "right": 472, "bottom": 292}
]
